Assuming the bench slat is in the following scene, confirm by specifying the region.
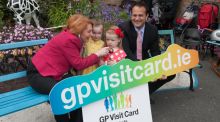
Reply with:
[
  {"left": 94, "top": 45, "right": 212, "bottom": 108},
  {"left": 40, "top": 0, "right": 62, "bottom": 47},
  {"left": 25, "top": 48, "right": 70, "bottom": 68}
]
[
  {"left": 0, "top": 39, "right": 49, "bottom": 116},
  {"left": 0, "top": 39, "right": 48, "bottom": 50},
  {"left": 0, "top": 86, "right": 33, "bottom": 98},
  {"left": 0, "top": 71, "right": 27, "bottom": 82},
  {"left": 0, "top": 87, "right": 37, "bottom": 105},
  {"left": 158, "top": 30, "right": 175, "bottom": 44},
  {"left": 1, "top": 93, "right": 44, "bottom": 109},
  {"left": 0, "top": 86, "right": 48, "bottom": 116},
  {"left": 206, "top": 40, "right": 220, "bottom": 46}
]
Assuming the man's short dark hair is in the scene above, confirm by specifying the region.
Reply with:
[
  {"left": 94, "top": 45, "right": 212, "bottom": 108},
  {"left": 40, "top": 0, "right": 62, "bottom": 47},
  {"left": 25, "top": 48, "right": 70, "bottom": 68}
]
[{"left": 129, "top": 1, "right": 149, "bottom": 15}]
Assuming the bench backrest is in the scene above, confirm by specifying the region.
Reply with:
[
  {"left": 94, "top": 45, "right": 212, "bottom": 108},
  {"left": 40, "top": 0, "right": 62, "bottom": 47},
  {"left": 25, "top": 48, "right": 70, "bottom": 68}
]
[
  {"left": 0, "top": 39, "right": 48, "bottom": 83},
  {"left": 158, "top": 29, "right": 175, "bottom": 44},
  {"left": 0, "top": 30, "right": 174, "bottom": 83},
  {"left": 158, "top": 29, "right": 175, "bottom": 53}
]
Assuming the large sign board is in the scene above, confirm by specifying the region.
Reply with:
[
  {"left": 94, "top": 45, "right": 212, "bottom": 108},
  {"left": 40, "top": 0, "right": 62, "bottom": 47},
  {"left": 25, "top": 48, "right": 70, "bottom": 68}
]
[{"left": 49, "top": 44, "right": 199, "bottom": 115}]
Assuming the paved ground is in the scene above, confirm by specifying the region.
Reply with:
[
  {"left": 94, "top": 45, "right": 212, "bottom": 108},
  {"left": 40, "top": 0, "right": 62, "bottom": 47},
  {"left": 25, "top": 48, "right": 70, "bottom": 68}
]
[
  {"left": 151, "top": 58, "right": 220, "bottom": 122},
  {"left": 0, "top": 103, "right": 55, "bottom": 122}
]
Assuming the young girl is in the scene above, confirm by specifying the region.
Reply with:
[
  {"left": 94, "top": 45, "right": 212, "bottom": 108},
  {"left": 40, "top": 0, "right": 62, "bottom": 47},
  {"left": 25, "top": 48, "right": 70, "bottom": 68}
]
[
  {"left": 82, "top": 20, "right": 105, "bottom": 74},
  {"left": 103, "top": 26, "right": 127, "bottom": 65},
  {"left": 102, "top": 26, "right": 127, "bottom": 110}
]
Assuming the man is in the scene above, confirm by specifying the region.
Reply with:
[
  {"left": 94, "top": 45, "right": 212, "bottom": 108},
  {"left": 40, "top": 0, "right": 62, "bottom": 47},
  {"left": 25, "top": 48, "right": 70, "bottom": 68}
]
[{"left": 119, "top": 1, "right": 175, "bottom": 94}]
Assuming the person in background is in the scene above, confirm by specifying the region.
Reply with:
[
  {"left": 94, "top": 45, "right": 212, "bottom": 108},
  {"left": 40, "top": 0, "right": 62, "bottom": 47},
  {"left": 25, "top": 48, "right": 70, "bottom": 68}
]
[
  {"left": 27, "top": 14, "right": 110, "bottom": 122},
  {"left": 82, "top": 20, "right": 104, "bottom": 74},
  {"left": 119, "top": 1, "right": 175, "bottom": 95}
]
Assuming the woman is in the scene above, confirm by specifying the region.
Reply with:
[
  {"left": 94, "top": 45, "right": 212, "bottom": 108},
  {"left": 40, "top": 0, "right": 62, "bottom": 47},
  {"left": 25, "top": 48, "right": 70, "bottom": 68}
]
[{"left": 27, "top": 14, "right": 110, "bottom": 122}]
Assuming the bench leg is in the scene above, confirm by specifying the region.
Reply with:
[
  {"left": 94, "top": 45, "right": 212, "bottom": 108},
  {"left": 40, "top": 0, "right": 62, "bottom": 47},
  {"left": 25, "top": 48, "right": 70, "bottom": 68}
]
[
  {"left": 189, "top": 69, "right": 194, "bottom": 91},
  {"left": 217, "top": 59, "right": 220, "bottom": 66}
]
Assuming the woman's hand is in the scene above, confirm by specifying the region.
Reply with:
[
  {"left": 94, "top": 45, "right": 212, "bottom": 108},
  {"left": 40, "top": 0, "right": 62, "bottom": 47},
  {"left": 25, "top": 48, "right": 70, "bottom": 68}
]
[{"left": 95, "top": 47, "right": 110, "bottom": 57}]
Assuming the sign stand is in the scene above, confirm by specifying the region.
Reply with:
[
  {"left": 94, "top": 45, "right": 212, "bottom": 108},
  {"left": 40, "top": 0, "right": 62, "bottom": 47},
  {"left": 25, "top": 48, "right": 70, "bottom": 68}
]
[{"left": 82, "top": 84, "right": 152, "bottom": 122}]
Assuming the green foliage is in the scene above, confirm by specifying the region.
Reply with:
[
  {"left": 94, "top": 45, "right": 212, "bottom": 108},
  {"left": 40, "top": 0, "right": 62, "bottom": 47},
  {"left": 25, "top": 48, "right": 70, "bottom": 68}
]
[
  {"left": 0, "top": 0, "right": 15, "bottom": 29},
  {"left": 118, "top": 11, "right": 129, "bottom": 21},
  {"left": 48, "top": 0, "right": 69, "bottom": 26},
  {"left": 47, "top": 0, "right": 102, "bottom": 27},
  {"left": 0, "top": 1, "right": 4, "bottom": 29},
  {"left": 0, "top": 10, "right": 3, "bottom": 29},
  {"left": 0, "top": 0, "right": 128, "bottom": 28}
]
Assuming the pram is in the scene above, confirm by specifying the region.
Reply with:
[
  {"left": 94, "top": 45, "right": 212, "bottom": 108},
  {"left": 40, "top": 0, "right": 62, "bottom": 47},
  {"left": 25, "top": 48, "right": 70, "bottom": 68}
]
[
  {"left": 197, "top": 3, "right": 219, "bottom": 30},
  {"left": 197, "top": 2, "right": 219, "bottom": 58},
  {"left": 174, "top": 1, "right": 199, "bottom": 34},
  {"left": 179, "top": 2, "right": 219, "bottom": 59}
]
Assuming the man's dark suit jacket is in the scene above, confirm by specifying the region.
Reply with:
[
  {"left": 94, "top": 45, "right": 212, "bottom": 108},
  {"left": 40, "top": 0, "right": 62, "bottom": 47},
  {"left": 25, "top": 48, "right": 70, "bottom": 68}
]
[
  {"left": 119, "top": 21, "right": 160, "bottom": 61},
  {"left": 119, "top": 21, "right": 176, "bottom": 94}
]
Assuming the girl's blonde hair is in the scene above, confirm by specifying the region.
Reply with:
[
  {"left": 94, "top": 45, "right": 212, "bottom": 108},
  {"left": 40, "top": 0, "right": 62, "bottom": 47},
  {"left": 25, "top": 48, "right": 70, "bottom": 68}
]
[
  {"left": 105, "top": 26, "right": 118, "bottom": 37},
  {"left": 105, "top": 25, "right": 124, "bottom": 48},
  {"left": 92, "top": 19, "right": 103, "bottom": 28},
  {"left": 92, "top": 19, "right": 104, "bottom": 40},
  {"left": 66, "top": 14, "right": 93, "bottom": 35}
]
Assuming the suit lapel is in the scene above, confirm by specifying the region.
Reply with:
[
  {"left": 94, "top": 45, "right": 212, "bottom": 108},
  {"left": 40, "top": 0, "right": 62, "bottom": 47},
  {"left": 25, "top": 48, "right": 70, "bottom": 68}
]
[
  {"left": 129, "top": 22, "right": 137, "bottom": 50},
  {"left": 142, "top": 23, "right": 150, "bottom": 50},
  {"left": 124, "top": 21, "right": 151, "bottom": 54}
]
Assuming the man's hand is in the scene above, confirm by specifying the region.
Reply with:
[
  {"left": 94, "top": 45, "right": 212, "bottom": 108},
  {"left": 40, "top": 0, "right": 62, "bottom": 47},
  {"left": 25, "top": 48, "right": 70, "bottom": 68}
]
[
  {"left": 151, "top": 75, "right": 167, "bottom": 82},
  {"left": 159, "top": 75, "right": 167, "bottom": 80}
]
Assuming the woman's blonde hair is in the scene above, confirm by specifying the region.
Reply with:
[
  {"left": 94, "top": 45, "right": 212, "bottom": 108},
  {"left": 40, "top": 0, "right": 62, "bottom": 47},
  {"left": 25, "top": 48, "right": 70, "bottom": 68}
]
[{"left": 66, "top": 14, "right": 93, "bottom": 35}]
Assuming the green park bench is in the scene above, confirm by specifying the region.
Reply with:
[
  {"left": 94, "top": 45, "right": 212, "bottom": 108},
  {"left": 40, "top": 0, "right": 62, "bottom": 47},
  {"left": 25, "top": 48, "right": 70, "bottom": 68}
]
[
  {"left": 0, "top": 30, "right": 198, "bottom": 117},
  {"left": 0, "top": 39, "right": 49, "bottom": 116},
  {"left": 158, "top": 29, "right": 198, "bottom": 91}
]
